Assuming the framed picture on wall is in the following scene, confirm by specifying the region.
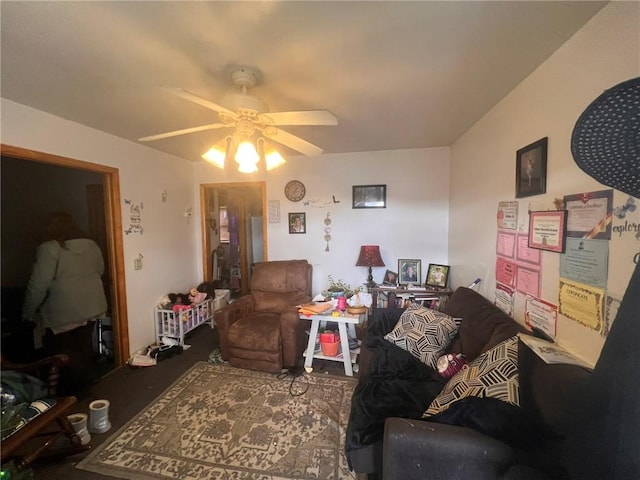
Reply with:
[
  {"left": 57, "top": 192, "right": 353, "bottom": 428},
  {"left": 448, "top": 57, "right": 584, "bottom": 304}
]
[
  {"left": 516, "top": 137, "right": 548, "bottom": 198},
  {"left": 398, "top": 259, "right": 421, "bottom": 285},
  {"left": 352, "top": 185, "right": 387, "bottom": 208},
  {"left": 288, "top": 212, "right": 306, "bottom": 234},
  {"left": 425, "top": 263, "right": 450, "bottom": 288},
  {"left": 528, "top": 210, "right": 568, "bottom": 253}
]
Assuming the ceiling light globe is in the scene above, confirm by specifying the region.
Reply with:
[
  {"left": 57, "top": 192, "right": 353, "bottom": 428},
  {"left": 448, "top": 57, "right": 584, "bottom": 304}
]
[
  {"left": 265, "top": 150, "right": 286, "bottom": 170},
  {"left": 238, "top": 162, "right": 258, "bottom": 173},
  {"left": 235, "top": 141, "right": 259, "bottom": 164},
  {"left": 202, "top": 147, "right": 225, "bottom": 169}
]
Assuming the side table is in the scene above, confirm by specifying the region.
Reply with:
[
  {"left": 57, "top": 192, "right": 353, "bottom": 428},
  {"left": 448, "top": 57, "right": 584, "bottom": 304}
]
[{"left": 300, "top": 310, "right": 365, "bottom": 376}]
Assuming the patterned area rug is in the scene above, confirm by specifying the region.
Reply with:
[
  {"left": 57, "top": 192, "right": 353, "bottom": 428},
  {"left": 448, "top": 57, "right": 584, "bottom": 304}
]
[{"left": 76, "top": 362, "right": 358, "bottom": 479}]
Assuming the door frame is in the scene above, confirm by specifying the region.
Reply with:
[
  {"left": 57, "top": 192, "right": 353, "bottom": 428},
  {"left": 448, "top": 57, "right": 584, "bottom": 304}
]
[
  {"left": 199, "top": 182, "right": 268, "bottom": 289},
  {"left": 1, "top": 144, "right": 130, "bottom": 367}
]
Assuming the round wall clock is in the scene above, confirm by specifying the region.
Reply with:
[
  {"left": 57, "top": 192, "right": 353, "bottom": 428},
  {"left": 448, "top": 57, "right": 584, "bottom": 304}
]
[{"left": 284, "top": 180, "right": 306, "bottom": 202}]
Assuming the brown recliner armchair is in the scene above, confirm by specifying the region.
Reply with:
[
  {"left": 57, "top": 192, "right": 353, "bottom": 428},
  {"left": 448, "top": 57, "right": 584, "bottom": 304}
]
[{"left": 215, "top": 260, "right": 313, "bottom": 373}]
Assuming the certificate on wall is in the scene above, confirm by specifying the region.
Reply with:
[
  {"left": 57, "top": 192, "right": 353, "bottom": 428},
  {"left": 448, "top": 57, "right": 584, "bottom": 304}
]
[
  {"left": 497, "top": 201, "right": 518, "bottom": 230},
  {"left": 559, "top": 238, "right": 609, "bottom": 288},
  {"left": 496, "top": 256, "right": 516, "bottom": 287},
  {"left": 496, "top": 231, "right": 516, "bottom": 258},
  {"left": 528, "top": 210, "right": 568, "bottom": 253},
  {"left": 495, "top": 283, "right": 514, "bottom": 315},
  {"left": 515, "top": 266, "right": 541, "bottom": 297},
  {"left": 516, "top": 233, "right": 541, "bottom": 265},
  {"left": 524, "top": 297, "right": 558, "bottom": 340},
  {"left": 564, "top": 190, "right": 613, "bottom": 240},
  {"left": 558, "top": 278, "right": 604, "bottom": 331}
]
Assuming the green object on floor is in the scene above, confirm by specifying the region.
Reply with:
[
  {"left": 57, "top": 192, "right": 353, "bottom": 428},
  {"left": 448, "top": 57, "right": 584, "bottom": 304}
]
[
  {"left": 208, "top": 347, "right": 226, "bottom": 364},
  {"left": 0, "top": 462, "right": 35, "bottom": 480}
]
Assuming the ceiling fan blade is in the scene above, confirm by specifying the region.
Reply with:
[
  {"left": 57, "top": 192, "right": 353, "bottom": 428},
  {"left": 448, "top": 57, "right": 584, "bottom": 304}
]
[
  {"left": 138, "top": 123, "right": 228, "bottom": 142},
  {"left": 164, "top": 87, "right": 236, "bottom": 116},
  {"left": 264, "top": 110, "right": 338, "bottom": 126},
  {"left": 264, "top": 128, "right": 324, "bottom": 156}
]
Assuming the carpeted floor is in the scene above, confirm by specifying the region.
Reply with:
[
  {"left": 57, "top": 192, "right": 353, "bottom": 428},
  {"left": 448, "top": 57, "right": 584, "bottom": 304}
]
[
  {"left": 77, "top": 362, "right": 358, "bottom": 479},
  {"left": 30, "top": 324, "right": 357, "bottom": 479}
]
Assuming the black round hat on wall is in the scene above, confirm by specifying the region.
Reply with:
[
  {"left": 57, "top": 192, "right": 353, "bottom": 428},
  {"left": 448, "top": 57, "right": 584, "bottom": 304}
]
[{"left": 571, "top": 77, "right": 640, "bottom": 198}]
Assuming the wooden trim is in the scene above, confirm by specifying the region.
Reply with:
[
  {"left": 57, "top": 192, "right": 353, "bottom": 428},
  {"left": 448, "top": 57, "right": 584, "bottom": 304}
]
[{"left": 1, "top": 144, "right": 130, "bottom": 367}]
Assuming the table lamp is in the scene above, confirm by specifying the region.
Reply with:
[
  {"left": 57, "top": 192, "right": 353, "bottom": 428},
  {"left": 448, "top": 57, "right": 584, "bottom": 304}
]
[{"left": 356, "top": 245, "right": 385, "bottom": 287}]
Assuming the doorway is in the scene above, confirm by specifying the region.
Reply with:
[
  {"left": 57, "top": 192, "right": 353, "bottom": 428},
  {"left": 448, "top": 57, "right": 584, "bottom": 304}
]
[
  {"left": 0, "top": 145, "right": 129, "bottom": 370},
  {"left": 200, "top": 182, "right": 267, "bottom": 296}
]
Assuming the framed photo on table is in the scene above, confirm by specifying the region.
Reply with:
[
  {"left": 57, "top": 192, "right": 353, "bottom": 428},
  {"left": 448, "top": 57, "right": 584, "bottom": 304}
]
[
  {"left": 516, "top": 137, "right": 547, "bottom": 198},
  {"left": 425, "top": 264, "right": 450, "bottom": 288},
  {"left": 398, "top": 259, "right": 421, "bottom": 285},
  {"left": 383, "top": 270, "right": 398, "bottom": 286},
  {"left": 528, "top": 210, "right": 568, "bottom": 253}
]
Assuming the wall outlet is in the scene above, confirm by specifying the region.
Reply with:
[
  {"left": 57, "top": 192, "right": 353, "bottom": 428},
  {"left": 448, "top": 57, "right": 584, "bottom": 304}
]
[{"left": 134, "top": 257, "right": 143, "bottom": 270}]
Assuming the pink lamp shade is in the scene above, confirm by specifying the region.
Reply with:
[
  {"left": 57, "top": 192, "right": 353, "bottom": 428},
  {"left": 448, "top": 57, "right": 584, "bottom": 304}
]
[{"left": 356, "top": 245, "right": 385, "bottom": 287}]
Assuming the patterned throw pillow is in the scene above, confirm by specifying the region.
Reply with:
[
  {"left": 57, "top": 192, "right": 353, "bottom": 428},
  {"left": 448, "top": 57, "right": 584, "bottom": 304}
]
[
  {"left": 423, "top": 336, "right": 519, "bottom": 417},
  {"left": 384, "top": 305, "right": 458, "bottom": 369}
]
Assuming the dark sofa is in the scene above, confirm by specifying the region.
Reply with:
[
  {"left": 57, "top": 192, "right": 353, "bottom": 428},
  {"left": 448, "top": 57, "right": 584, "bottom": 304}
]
[{"left": 346, "top": 286, "right": 592, "bottom": 479}]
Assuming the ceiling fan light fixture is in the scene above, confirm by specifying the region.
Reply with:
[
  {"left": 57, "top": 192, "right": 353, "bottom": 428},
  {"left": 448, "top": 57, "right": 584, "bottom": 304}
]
[
  {"left": 265, "top": 150, "right": 286, "bottom": 170},
  {"left": 202, "top": 146, "right": 226, "bottom": 169},
  {"left": 235, "top": 140, "right": 259, "bottom": 173},
  {"left": 235, "top": 140, "right": 259, "bottom": 163}
]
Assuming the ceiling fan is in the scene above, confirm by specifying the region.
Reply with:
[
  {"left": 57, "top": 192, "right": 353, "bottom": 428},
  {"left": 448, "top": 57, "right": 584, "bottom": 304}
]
[{"left": 139, "top": 67, "right": 337, "bottom": 169}]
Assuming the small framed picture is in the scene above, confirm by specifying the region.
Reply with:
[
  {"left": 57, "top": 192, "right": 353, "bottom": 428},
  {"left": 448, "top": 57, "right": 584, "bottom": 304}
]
[
  {"left": 516, "top": 137, "right": 548, "bottom": 198},
  {"left": 383, "top": 270, "right": 398, "bottom": 286},
  {"left": 425, "top": 264, "right": 450, "bottom": 288},
  {"left": 398, "top": 259, "right": 421, "bottom": 285},
  {"left": 288, "top": 212, "right": 306, "bottom": 234},
  {"left": 268, "top": 200, "right": 281, "bottom": 223},
  {"left": 352, "top": 184, "right": 387, "bottom": 209}
]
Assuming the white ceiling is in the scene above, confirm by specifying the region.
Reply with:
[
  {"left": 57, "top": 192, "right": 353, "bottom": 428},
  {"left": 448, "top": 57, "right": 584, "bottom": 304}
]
[{"left": 1, "top": 1, "right": 607, "bottom": 163}]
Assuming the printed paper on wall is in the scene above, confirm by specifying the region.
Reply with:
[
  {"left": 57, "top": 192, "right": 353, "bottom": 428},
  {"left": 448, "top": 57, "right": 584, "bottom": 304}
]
[{"left": 558, "top": 278, "right": 604, "bottom": 331}]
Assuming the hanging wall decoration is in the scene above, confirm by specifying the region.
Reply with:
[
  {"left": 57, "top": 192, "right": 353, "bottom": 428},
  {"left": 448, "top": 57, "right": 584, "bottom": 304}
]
[
  {"left": 324, "top": 212, "right": 332, "bottom": 251},
  {"left": 124, "top": 199, "right": 144, "bottom": 235}
]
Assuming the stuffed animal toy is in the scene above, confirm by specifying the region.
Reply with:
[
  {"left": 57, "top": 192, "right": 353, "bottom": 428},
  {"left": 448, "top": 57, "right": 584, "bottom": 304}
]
[
  {"left": 195, "top": 281, "right": 221, "bottom": 299},
  {"left": 168, "top": 293, "right": 190, "bottom": 306},
  {"left": 172, "top": 303, "right": 191, "bottom": 314},
  {"left": 189, "top": 287, "right": 208, "bottom": 305},
  {"left": 437, "top": 353, "right": 468, "bottom": 379},
  {"left": 157, "top": 295, "right": 172, "bottom": 310}
]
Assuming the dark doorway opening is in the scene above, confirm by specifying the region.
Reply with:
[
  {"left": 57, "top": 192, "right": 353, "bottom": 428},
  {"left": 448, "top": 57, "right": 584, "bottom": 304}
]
[{"left": 1, "top": 152, "right": 125, "bottom": 391}]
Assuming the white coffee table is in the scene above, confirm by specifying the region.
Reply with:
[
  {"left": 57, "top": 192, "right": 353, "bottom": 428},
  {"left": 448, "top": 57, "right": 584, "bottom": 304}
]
[{"left": 301, "top": 310, "right": 365, "bottom": 376}]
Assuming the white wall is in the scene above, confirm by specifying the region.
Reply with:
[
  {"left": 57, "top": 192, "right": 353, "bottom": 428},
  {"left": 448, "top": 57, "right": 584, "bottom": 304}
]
[
  {"left": 193, "top": 147, "right": 451, "bottom": 294},
  {"left": 449, "top": 2, "right": 640, "bottom": 366},
  {"left": 1, "top": 99, "right": 200, "bottom": 354}
]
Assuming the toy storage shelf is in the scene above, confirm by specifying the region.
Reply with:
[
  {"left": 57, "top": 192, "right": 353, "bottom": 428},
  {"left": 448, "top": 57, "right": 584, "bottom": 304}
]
[{"left": 155, "top": 299, "right": 213, "bottom": 346}]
